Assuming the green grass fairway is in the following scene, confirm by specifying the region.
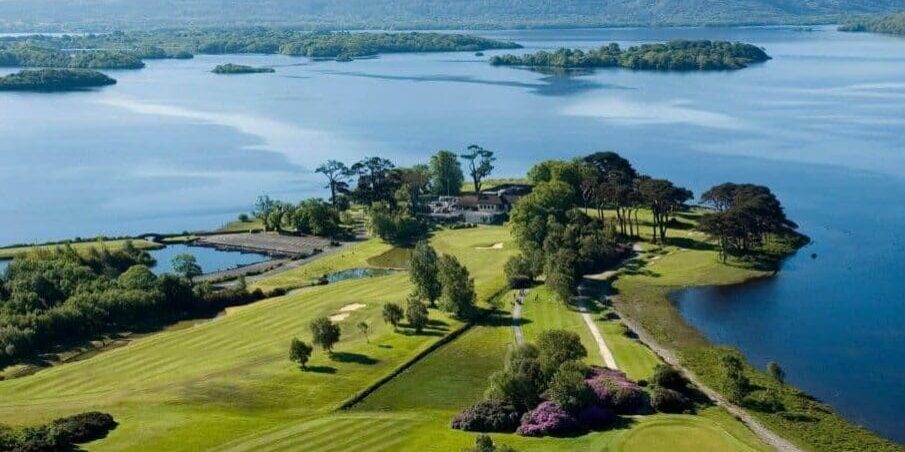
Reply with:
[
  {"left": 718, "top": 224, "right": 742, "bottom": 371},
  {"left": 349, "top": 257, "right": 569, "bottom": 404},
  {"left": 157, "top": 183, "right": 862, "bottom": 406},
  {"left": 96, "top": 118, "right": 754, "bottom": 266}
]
[
  {"left": 612, "top": 415, "right": 763, "bottom": 452},
  {"left": 0, "top": 238, "right": 162, "bottom": 259},
  {"left": 520, "top": 285, "right": 605, "bottom": 367},
  {"left": 596, "top": 318, "right": 660, "bottom": 381}
]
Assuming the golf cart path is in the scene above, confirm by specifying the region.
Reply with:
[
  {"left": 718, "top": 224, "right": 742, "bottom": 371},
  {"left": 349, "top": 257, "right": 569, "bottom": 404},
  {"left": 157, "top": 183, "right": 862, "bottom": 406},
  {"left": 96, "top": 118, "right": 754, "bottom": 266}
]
[
  {"left": 512, "top": 289, "right": 527, "bottom": 345},
  {"left": 577, "top": 299, "right": 619, "bottom": 369}
]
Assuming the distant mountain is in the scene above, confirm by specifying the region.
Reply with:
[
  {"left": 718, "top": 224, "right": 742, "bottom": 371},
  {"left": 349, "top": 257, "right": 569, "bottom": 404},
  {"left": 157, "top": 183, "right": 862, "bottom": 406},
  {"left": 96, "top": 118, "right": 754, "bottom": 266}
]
[{"left": 1, "top": 0, "right": 904, "bottom": 31}]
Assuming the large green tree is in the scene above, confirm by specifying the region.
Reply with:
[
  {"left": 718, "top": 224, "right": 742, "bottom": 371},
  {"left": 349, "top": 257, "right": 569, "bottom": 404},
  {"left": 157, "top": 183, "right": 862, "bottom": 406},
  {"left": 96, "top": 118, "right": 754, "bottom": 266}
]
[
  {"left": 309, "top": 317, "right": 341, "bottom": 353},
  {"left": 437, "top": 254, "right": 476, "bottom": 319},
  {"left": 460, "top": 145, "right": 495, "bottom": 193},
  {"left": 315, "top": 160, "right": 350, "bottom": 208},
  {"left": 409, "top": 240, "right": 441, "bottom": 306},
  {"left": 429, "top": 150, "right": 464, "bottom": 196}
]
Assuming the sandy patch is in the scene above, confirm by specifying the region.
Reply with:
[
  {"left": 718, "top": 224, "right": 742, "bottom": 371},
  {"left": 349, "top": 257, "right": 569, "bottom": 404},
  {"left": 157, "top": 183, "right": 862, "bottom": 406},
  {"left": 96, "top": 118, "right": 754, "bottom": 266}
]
[
  {"left": 340, "top": 303, "right": 367, "bottom": 312},
  {"left": 476, "top": 242, "right": 504, "bottom": 250},
  {"left": 329, "top": 313, "right": 350, "bottom": 322}
]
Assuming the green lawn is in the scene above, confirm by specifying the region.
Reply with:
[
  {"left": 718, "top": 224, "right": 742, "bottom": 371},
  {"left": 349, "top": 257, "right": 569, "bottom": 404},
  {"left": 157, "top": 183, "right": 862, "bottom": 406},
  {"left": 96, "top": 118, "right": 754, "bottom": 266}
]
[
  {"left": 218, "top": 218, "right": 265, "bottom": 233},
  {"left": 0, "top": 238, "right": 162, "bottom": 259}
]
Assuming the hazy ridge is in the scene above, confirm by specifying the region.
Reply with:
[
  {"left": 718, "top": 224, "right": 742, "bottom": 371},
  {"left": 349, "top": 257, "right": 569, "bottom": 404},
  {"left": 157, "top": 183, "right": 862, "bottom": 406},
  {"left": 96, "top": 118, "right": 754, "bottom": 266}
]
[{"left": 1, "top": 0, "right": 904, "bottom": 31}]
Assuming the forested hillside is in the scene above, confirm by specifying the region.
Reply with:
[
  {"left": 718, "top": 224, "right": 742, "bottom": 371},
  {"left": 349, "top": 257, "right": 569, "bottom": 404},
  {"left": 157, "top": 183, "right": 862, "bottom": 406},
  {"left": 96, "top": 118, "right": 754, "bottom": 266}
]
[
  {"left": 840, "top": 12, "right": 905, "bottom": 35},
  {"left": 1, "top": 0, "right": 904, "bottom": 31}
]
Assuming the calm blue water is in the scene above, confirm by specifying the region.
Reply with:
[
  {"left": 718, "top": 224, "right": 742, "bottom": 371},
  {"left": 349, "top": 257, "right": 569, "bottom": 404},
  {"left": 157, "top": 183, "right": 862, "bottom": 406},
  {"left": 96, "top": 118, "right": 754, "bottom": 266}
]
[
  {"left": 148, "top": 244, "right": 267, "bottom": 274},
  {"left": 0, "top": 26, "right": 903, "bottom": 441}
]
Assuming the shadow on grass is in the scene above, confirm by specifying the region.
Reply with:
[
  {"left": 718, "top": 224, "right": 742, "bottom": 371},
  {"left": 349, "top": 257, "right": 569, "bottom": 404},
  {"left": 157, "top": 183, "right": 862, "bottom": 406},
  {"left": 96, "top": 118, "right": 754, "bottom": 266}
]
[
  {"left": 305, "top": 365, "right": 337, "bottom": 374},
  {"left": 330, "top": 352, "right": 379, "bottom": 365},
  {"left": 667, "top": 237, "right": 717, "bottom": 251}
]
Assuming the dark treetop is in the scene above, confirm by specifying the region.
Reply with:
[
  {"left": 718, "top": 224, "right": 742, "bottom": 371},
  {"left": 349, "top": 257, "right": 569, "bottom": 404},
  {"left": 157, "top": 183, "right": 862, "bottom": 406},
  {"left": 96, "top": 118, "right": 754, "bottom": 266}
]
[
  {"left": 490, "top": 40, "right": 771, "bottom": 71},
  {"left": 0, "top": 69, "right": 116, "bottom": 91}
]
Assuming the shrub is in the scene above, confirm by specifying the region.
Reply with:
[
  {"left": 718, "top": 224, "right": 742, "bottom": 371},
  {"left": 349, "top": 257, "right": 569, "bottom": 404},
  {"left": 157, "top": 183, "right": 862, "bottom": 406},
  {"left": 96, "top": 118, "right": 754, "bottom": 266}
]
[
  {"left": 575, "top": 404, "right": 615, "bottom": 430},
  {"left": 48, "top": 411, "right": 117, "bottom": 444},
  {"left": 651, "top": 364, "right": 687, "bottom": 391},
  {"left": 516, "top": 401, "right": 578, "bottom": 437},
  {"left": 745, "top": 389, "right": 785, "bottom": 413},
  {"left": 651, "top": 387, "right": 691, "bottom": 413},
  {"left": 484, "top": 345, "right": 545, "bottom": 412},
  {"left": 451, "top": 400, "right": 521, "bottom": 433},
  {"left": 504, "top": 255, "right": 535, "bottom": 289},
  {"left": 586, "top": 367, "right": 644, "bottom": 414},
  {"left": 464, "top": 434, "right": 518, "bottom": 452},
  {"left": 537, "top": 330, "right": 587, "bottom": 377},
  {"left": 543, "top": 364, "right": 594, "bottom": 413}
]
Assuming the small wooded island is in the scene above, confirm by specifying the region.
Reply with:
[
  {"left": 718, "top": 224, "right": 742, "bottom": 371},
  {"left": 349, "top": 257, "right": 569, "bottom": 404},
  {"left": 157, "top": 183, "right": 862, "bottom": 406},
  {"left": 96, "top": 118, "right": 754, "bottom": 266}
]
[
  {"left": 211, "top": 63, "right": 275, "bottom": 74},
  {"left": 490, "top": 40, "right": 771, "bottom": 71},
  {"left": 0, "top": 69, "right": 116, "bottom": 91}
]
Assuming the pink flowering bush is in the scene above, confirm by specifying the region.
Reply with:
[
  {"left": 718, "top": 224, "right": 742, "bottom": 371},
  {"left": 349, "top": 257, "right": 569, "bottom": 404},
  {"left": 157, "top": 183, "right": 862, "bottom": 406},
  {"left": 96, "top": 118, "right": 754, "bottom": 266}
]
[
  {"left": 516, "top": 401, "right": 579, "bottom": 437},
  {"left": 586, "top": 367, "right": 645, "bottom": 414}
]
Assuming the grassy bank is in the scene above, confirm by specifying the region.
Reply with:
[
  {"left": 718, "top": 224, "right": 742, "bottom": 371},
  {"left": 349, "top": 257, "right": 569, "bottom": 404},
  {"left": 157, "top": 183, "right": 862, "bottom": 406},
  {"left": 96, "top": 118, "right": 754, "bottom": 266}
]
[
  {"left": 0, "top": 238, "right": 162, "bottom": 260},
  {"left": 609, "top": 209, "right": 900, "bottom": 451}
]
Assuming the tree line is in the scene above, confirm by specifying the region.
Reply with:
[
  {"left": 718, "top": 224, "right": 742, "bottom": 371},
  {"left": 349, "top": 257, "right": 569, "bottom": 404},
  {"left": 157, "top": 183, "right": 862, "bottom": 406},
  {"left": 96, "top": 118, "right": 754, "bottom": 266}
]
[
  {"left": 840, "top": 12, "right": 905, "bottom": 35},
  {"left": 0, "top": 242, "right": 282, "bottom": 369},
  {"left": 255, "top": 146, "right": 494, "bottom": 245},
  {"left": 490, "top": 40, "right": 771, "bottom": 71},
  {"left": 0, "top": 30, "right": 520, "bottom": 64}
]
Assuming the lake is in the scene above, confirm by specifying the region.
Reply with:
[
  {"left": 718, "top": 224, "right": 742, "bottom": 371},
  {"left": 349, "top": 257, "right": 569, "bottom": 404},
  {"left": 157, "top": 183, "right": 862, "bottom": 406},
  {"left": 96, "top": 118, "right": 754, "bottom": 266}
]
[
  {"left": 0, "top": 25, "right": 903, "bottom": 441},
  {"left": 148, "top": 244, "right": 268, "bottom": 274}
]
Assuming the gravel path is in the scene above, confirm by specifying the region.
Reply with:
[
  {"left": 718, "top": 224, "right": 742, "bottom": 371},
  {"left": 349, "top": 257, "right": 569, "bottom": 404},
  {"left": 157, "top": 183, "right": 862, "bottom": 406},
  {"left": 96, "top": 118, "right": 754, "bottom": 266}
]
[
  {"left": 512, "top": 289, "right": 527, "bottom": 345},
  {"left": 612, "top": 299, "right": 802, "bottom": 452},
  {"left": 576, "top": 300, "right": 619, "bottom": 369}
]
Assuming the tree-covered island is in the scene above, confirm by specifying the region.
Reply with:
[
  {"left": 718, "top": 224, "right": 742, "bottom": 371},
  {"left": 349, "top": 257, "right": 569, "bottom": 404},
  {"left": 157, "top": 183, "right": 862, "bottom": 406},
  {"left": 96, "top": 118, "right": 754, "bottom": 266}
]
[
  {"left": 490, "top": 40, "right": 771, "bottom": 71},
  {"left": 211, "top": 63, "right": 276, "bottom": 74},
  {"left": 0, "top": 69, "right": 116, "bottom": 91}
]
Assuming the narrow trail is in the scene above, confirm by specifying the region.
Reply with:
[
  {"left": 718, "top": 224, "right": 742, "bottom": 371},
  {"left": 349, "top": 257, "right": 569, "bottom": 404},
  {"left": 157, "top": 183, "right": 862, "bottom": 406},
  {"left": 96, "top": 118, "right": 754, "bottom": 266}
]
[
  {"left": 576, "top": 281, "right": 618, "bottom": 369},
  {"left": 512, "top": 289, "right": 527, "bottom": 345},
  {"left": 576, "top": 299, "right": 618, "bottom": 370}
]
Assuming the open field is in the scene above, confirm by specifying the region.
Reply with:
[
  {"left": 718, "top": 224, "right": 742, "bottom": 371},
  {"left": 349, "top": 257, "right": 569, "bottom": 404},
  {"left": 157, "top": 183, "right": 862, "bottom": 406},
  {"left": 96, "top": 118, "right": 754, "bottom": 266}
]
[{"left": 0, "top": 238, "right": 162, "bottom": 259}]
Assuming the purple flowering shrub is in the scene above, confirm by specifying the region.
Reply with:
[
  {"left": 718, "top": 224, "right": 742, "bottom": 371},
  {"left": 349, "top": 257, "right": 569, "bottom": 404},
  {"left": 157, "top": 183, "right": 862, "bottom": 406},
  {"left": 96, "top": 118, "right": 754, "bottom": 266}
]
[
  {"left": 586, "top": 367, "right": 645, "bottom": 414},
  {"left": 576, "top": 404, "right": 615, "bottom": 430},
  {"left": 516, "top": 401, "right": 579, "bottom": 437},
  {"left": 451, "top": 399, "right": 521, "bottom": 432}
]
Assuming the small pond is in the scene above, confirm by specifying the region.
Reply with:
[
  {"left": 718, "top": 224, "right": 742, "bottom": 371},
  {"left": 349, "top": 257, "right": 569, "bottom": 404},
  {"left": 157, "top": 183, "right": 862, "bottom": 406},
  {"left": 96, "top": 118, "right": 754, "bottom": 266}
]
[
  {"left": 149, "top": 244, "right": 269, "bottom": 275},
  {"left": 321, "top": 267, "right": 399, "bottom": 284}
]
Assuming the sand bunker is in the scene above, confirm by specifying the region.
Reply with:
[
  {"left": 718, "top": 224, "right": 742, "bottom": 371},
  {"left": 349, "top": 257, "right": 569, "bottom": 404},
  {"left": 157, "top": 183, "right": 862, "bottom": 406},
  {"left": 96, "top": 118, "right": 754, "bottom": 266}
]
[
  {"left": 329, "top": 313, "right": 350, "bottom": 322},
  {"left": 340, "top": 303, "right": 367, "bottom": 312},
  {"left": 475, "top": 242, "right": 504, "bottom": 250}
]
